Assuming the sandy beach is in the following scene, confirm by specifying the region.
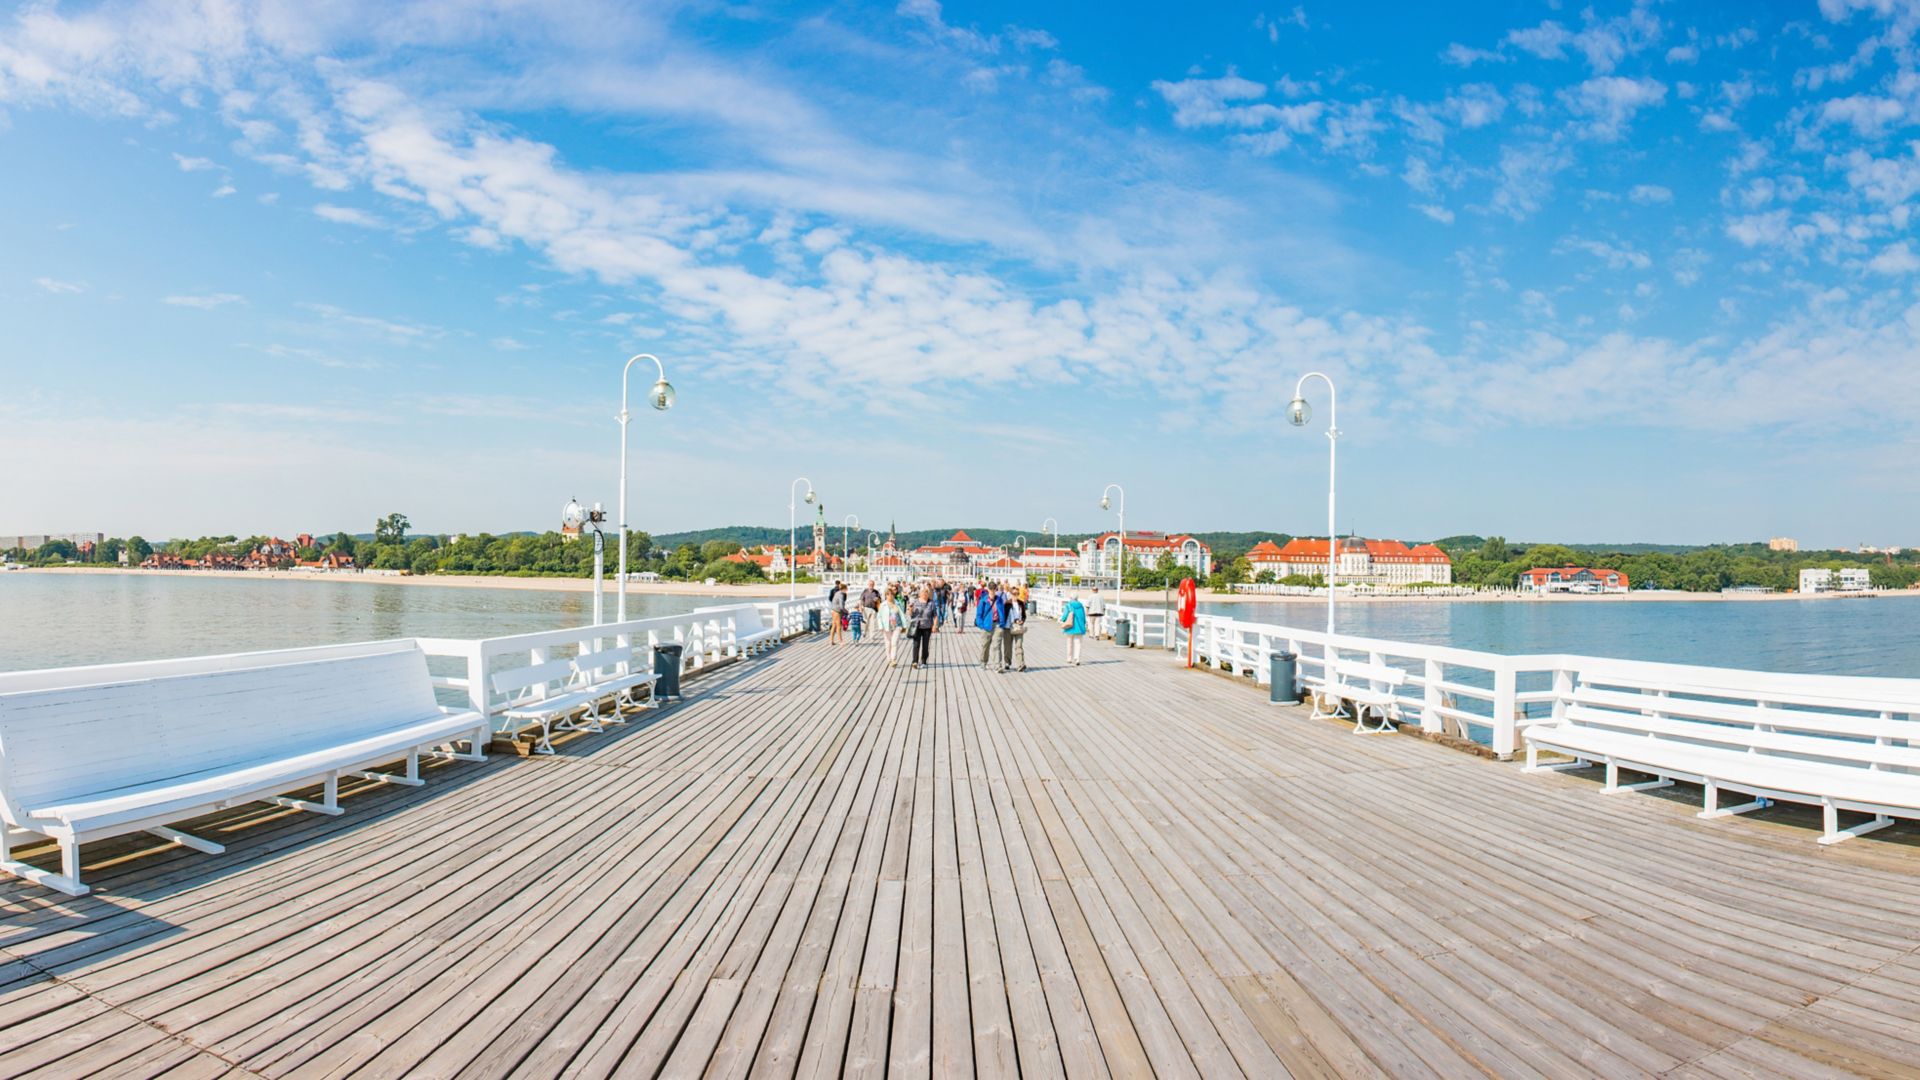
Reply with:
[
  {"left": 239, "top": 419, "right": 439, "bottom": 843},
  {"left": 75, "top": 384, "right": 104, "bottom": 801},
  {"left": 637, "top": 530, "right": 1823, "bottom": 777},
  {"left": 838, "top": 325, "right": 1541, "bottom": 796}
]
[{"left": 12, "top": 566, "right": 1917, "bottom": 605}]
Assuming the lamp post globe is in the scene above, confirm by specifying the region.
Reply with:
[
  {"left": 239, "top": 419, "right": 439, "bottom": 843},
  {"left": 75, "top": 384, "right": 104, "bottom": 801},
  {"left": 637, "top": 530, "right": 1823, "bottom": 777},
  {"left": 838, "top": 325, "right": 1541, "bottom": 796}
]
[
  {"left": 805, "top": 488, "right": 816, "bottom": 505},
  {"left": 1099, "top": 495, "right": 1110, "bottom": 511},
  {"left": 562, "top": 499, "right": 586, "bottom": 528},
  {"left": 1287, "top": 397, "right": 1311, "bottom": 427},
  {"left": 648, "top": 379, "right": 675, "bottom": 411}
]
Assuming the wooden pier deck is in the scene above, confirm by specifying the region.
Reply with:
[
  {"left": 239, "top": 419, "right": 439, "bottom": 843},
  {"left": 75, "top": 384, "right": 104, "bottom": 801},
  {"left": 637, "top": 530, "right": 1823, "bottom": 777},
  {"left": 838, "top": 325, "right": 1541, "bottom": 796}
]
[{"left": 4, "top": 626, "right": 1919, "bottom": 1078}]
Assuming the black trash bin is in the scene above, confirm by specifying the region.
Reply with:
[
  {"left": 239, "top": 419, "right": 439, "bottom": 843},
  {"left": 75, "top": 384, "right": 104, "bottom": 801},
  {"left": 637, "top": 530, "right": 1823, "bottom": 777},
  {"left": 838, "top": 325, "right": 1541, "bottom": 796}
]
[
  {"left": 806, "top": 608, "right": 821, "bottom": 634},
  {"left": 1113, "top": 617, "right": 1132, "bottom": 648},
  {"left": 1269, "top": 651, "right": 1299, "bottom": 703},
  {"left": 653, "top": 643, "right": 685, "bottom": 701}
]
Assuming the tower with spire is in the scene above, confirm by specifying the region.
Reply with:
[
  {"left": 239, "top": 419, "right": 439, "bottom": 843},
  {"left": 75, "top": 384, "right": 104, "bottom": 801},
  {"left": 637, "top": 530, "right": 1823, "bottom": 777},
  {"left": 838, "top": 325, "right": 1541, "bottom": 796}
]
[{"left": 812, "top": 503, "right": 828, "bottom": 576}]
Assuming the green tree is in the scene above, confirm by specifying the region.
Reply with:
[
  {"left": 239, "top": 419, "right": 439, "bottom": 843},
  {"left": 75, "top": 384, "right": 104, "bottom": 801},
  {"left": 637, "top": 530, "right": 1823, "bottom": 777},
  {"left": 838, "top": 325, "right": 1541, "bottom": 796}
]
[
  {"left": 700, "top": 539, "right": 743, "bottom": 563},
  {"left": 1479, "top": 536, "right": 1511, "bottom": 562},
  {"left": 374, "top": 512, "right": 410, "bottom": 546},
  {"left": 700, "top": 558, "right": 764, "bottom": 584}
]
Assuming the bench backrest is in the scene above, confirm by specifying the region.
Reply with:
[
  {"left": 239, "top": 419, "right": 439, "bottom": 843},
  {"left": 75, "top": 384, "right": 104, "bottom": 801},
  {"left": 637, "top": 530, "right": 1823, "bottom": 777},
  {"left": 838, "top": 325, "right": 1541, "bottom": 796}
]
[
  {"left": 1333, "top": 662, "right": 1406, "bottom": 687},
  {"left": 1562, "top": 678, "right": 1920, "bottom": 773},
  {"left": 0, "top": 641, "right": 439, "bottom": 820}
]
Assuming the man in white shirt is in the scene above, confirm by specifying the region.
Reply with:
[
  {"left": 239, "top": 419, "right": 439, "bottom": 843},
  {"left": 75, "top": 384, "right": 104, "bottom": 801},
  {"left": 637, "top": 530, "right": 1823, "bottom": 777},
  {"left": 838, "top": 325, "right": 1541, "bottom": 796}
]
[{"left": 1085, "top": 586, "right": 1106, "bottom": 637}]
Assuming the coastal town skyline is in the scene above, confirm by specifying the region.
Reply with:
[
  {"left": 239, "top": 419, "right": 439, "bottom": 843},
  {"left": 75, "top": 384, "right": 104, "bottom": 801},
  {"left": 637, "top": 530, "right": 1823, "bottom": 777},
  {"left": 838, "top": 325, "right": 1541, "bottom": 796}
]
[{"left": 8, "top": 1, "right": 1920, "bottom": 545}]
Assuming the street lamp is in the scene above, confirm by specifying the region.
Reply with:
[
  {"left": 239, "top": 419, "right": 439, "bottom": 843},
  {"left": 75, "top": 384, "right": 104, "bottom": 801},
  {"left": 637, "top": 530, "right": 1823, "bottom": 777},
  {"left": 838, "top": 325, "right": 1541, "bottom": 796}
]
[
  {"left": 843, "top": 514, "right": 860, "bottom": 568},
  {"left": 616, "top": 353, "right": 674, "bottom": 624},
  {"left": 789, "top": 477, "right": 815, "bottom": 600},
  {"left": 1288, "top": 372, "right": 1342, "bottom": 719},
  {"left": 1100, "top": 483, "right": 1126, "bottom": 594},
  {"left": 1040, "top": 517, "right": 1059, "bottom": 587},
  {"left": 564, "top": 498, "right": 609, "bottom": 624},
  {"left": 867, "top": 531, "right": 881, "bottom": 576}
]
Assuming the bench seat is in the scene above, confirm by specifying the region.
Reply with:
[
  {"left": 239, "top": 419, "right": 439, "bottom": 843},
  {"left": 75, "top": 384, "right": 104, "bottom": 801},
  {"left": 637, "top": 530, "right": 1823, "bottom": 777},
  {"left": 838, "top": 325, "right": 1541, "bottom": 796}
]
[
  {"left": 492, "top": 654, "right": 659, "bottom": 754},
  {"left": 1316, "top": 662, "right": 1407, "bottom": 734},
  {"left": 0, "top": 640, "right": 489, "bottom": 895},
  {"left": 26, "top": 710, "right": 486, "bottom": 839},
  {"left": 1526, "top": 676, "right": 1920, "bottom": 845}
]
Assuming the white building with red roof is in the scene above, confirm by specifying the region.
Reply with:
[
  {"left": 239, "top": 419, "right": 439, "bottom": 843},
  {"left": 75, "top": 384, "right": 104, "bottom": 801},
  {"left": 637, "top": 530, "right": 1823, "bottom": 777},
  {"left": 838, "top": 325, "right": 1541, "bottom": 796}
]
[
  {"left": 1076, "top": 531, "right": 1212, "bottom": 580},
  {"left": 908, "top": 530, "right": 1006, "bottom": 579},
  {"left": 1248, "top": 537, "right": 1451, "bottom": 584},
  {"left": 1019, "top": 545, "right": 1077, "bottom": 581}
]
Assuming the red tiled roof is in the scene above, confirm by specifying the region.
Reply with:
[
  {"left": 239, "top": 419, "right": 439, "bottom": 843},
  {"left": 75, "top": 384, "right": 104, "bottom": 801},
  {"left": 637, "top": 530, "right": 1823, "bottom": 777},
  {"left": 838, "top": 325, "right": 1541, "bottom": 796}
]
[{"left": 1521, "top": 566, "right": 1629, "bottom": 587}]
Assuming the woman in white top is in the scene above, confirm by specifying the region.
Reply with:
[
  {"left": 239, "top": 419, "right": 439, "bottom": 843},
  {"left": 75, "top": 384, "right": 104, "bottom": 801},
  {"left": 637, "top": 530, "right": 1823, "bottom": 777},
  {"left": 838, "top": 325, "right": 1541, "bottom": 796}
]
[{"left": 878, "top": 584, "right": 907, "bottom": 666}]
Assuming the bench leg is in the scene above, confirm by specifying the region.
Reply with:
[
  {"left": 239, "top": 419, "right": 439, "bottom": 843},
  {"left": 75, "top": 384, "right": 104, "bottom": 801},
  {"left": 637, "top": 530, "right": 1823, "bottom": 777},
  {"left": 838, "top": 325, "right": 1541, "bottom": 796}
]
[
  {"left": 1600, "top": 761, "right": 1673, "bottom": 795},
  {"left": 146, "top": 825, "right": 225, "bottom": 854},
  {"left": 1819, "top": 800, "right": 1895, "bottom": 845},
  {"left": 1697, "top": 781, "right": 1769, "bottom": 819},
  {"left": 429, "top": 731, "right": 488, "bottom": 763},
  {"left": 0, "top": 829, "right": 88, "bottom": 896},
  {"left": 1522, "top": 747, "right": 1588, "bottom": 773},
  {"left": 1352, "top": 704, "right": 1396, "bottom": 735},
  {"left": 269, "top": 775, "right": 344, "bottom": 816},
  {"left": 534, "top": 721, "right": 557, "bottom": 756},
  {"left": 1307, "top": 691, "right": 1348, "bottom": 722},
  {"left": 351, "top": 767, "right": 427, "bottom": 788}
]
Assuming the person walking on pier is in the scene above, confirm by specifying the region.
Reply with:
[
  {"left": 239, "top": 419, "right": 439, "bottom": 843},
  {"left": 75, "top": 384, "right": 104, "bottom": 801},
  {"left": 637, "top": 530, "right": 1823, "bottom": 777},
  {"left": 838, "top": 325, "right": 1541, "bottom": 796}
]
[
  {"left": 828, "top": 582, "right": 848, "bottom": 645},
  {"left": 879, "top": 584, "right": 906, "bottom": 666},
  {"left": 1060, "top": 591, "right": 1088, "bottom": 665},
  {"left": 1003, "top": 587, "right": 1028, "bottom": 672},
  {"left": 908, "top": 585, "right": 938, "bottom": 668},
  {"left": 976, "top": 582, "right": 1007, "bottom": 671},
  {"left": 861, "top": 581, "right": 881, "bottom": 643},
  {"left": 1085, "top": 586, "right": 1106, "bottom": 638}
]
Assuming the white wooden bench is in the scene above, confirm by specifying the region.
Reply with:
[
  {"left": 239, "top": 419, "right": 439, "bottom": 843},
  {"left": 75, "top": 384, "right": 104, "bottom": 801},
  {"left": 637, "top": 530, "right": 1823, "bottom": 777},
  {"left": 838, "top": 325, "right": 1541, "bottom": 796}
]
[
  {"left": 728, "top": 606, "right": 781, "bottom": 656},
  {"left": 1311, "top": 660, "right": 1407, "bottom": 734},
  {"left": 490, "top": 648, "right": 658, "bottom": 755},
  {"left": 1525, "top": 677, "right": 1920, "bottom": 845},
  {"left": 0, "top": 640, "right": 488, "bottom": 896}
]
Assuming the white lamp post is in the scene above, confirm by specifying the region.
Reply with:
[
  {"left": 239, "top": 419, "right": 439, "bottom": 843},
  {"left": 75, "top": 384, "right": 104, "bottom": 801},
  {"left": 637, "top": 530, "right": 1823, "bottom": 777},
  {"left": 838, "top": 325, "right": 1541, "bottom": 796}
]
[
  {"left": 1040, "top": 517, "right": 1059, "bottom": 587},
  {"left": 789, "top": 477, "right": 815, "bottom": 600},
  {"left": 1288, "top": 372, "right": 1342, "bottom": 718},
  {"left": 868, "top": 531, "right": 881, "bottom": 575},
  {"left": 616, "top": 353, "right": 674, "bottom": 624},
  {"left": 843, "top": 514, "right": 860, "bottom": 568},
  {"left": 564, "top": 498, "right": 609, "bottom": 625},
  {"left": 1099, "top": 483, "right": 1126, "bottom": 594}
]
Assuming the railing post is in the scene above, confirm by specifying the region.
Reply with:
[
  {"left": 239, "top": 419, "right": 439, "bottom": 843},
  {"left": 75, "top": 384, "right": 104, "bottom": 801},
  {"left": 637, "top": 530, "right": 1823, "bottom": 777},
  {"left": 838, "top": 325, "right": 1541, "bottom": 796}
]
[
  {"left": 1551, "top": 667, "right": 1573, "bottom": 726},
  {"left": 1423, "top": 658, "right": 1444, "bottom": 735},
  {"left": 1492, "top": 663, "right": 1519, "bottom": 759}
]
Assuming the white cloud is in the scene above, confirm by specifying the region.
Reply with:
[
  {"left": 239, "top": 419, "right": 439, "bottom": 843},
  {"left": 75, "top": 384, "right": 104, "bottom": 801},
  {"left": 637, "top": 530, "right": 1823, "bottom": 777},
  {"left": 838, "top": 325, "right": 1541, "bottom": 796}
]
[
  {"left": 1557, "top": 236, "right": 1653, "bottom": 270},
  {"left": 313, "top": 203, "right": 383, "bottom": 228},
  {"left": 1488, "top": 142, "right": 1572, "bottom": 219},
  {"left": 1867, "top": 241, "right": 1920, "bottom": 274},
  {"left": 1559, "top": 76, "right": 1667, "bottom": 141},
  {"left": 172, "top": 153, "right": 217, "bottom": 172},
  {"left": 211, "top": 183, "right": 236, "bottom": 198},
  {"left": 1666, "top": 45, "right": 1700, "bottom": 64},
  {"left": 1628, "top": 183, "right": 1673, "bottom": 203},
  {"left": 34, "top": 277, "right": 85, "bottom": 294},
  {"left": 1820, "top": 94, "right": 1905, "bottom": 137},
  {"left": 163, "top": 292, "right": 244, "bottom": 309},
  {"left": 1413, "top": 203, "right": 1454, "bottom": 224}
]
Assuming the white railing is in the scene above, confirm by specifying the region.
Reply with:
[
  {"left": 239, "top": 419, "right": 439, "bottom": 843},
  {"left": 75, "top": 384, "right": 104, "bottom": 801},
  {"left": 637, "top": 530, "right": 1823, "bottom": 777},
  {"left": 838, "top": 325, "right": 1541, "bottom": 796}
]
[
  {"left": 418, "top": 596, "right": 826, "bottom": 738},
  {"left": 1173, "top": 612, "right": 1920, "bottom": 761}
]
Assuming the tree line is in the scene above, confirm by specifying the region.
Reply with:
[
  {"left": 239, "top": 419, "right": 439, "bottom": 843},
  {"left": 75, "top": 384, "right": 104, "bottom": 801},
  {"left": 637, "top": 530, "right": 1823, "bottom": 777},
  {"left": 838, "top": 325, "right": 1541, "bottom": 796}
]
[{"left": 13, "top": 519, "right": 1917, "bottom": 593}]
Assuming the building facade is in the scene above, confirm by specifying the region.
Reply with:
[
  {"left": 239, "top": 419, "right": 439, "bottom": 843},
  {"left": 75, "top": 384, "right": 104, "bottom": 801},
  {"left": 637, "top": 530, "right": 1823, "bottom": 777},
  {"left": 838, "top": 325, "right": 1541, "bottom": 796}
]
[
  {"left": 1768, "top": 537, "right": 1799, "bottom": 552},
  {"left": 1075, "top": 532, "right": 1213, "bottom": 580},
  {"left": 1247, "top": 537, "right": 1452, "bottom": 585},
  {"left": 1518, "top": 566, "right": 1629, "bottom": 593},
  {"left": 1800, "top": 567, "right": 1873, "bottom": 593}
]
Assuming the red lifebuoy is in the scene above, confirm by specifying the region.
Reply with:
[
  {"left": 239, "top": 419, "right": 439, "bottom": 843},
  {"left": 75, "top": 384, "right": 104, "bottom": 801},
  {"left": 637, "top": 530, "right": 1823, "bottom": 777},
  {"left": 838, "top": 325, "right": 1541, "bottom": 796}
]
[{"left": 1177, "top": 578, "right": 1198, "bottom": 629}]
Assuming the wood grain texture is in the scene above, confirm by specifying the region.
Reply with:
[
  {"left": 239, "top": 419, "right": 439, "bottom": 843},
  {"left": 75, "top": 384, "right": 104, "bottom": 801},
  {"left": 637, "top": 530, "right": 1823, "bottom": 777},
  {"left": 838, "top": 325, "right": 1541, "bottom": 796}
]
[{"left": 3, "top": 626, "right": 1918, "bottom": 1077}]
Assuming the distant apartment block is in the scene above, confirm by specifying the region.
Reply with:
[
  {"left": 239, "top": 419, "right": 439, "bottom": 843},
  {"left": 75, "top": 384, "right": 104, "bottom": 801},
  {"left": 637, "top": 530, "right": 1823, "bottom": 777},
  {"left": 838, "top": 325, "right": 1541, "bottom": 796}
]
[
  {"left": 1767, "top": 537, "right": 1799, "bottom": 552},
  {"left": 1517, "top": 566, "right": 1630, "bottom": 593},
  {"left": 3, "top": 532, "right": 104, "bottom": 552},
  {"left": 1799, "top": 567, "right": 1873, "bottom": 593}
]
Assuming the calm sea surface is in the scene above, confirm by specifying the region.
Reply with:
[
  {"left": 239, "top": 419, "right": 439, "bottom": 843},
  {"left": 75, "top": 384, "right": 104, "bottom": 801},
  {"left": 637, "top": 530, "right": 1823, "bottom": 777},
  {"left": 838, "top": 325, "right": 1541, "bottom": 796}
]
[
  {"left": 0, "top": 574, "right": 737, "bottom": 673},
  {"left": 1196, "top": 596, "right": 1920, "bottom": 678},
  {"left": 3, "top": 575, "right": 1918, "bottom": 680}
]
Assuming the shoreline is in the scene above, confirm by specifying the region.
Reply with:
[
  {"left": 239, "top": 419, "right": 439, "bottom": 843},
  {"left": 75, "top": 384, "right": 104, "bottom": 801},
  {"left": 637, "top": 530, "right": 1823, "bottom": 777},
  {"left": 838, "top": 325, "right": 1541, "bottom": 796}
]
[{"left": 10, "top": 566, "right": 1918, "bottom": 604}]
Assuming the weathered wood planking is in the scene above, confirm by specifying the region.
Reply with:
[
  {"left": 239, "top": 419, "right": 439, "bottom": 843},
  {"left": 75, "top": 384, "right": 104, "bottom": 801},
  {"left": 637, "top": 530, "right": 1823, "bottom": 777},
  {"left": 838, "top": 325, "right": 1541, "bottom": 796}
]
[{"left": 3, "top": 625, "right": 1918, "bottom": 1078}]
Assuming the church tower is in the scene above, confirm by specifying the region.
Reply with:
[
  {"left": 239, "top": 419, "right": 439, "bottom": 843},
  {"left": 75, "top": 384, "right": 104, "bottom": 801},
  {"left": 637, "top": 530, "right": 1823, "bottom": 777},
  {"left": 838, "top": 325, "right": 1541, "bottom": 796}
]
[{"left": 812, "top": 504, "right": 828, "bottom": 575}]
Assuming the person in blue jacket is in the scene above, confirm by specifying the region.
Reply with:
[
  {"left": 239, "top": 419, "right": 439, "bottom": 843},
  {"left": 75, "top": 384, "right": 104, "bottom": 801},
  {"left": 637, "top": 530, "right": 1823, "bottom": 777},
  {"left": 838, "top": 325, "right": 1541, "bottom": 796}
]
[
  {"left": 1060, "top": 592, "right": 1088, "bottom": 666},
  {"left": 976, "top": 581, "right": 1007, "bottom": 671}
]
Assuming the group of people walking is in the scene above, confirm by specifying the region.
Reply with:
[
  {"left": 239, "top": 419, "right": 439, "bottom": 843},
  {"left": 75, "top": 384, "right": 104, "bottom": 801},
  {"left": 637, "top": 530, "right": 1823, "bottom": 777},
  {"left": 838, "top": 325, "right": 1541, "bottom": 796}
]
[{"left": 819, "top": 579, "right": 1106, "bottom": 671}]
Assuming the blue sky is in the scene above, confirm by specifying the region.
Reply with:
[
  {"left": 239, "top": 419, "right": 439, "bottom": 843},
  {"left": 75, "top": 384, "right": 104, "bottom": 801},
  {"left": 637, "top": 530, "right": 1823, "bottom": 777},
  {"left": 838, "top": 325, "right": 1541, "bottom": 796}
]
[{"left": 3, "top": 0, "right": 1918, "bottom": 546}]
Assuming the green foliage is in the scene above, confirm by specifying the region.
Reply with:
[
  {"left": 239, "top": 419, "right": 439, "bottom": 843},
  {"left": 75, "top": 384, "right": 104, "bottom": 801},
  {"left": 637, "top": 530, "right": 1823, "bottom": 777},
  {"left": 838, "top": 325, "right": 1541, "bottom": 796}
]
[
  {"left": 699, "top": 539, "right": 743, "bottom": 563},
  {"left": 700, "top": 558, "right": 764, "bottom": 584},
  {"left": 374, "top": 512, "right": 410, "bottom": 546}
]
